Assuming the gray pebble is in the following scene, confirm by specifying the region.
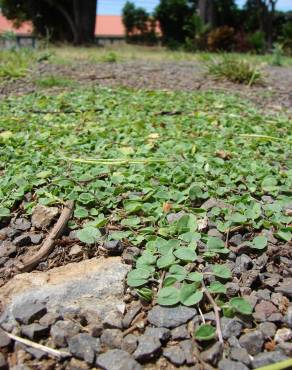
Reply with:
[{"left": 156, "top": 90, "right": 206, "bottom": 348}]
[
  {"left": 218, "top": 359, "right": 249, "bottom": 370},
  {"left": 171, "top": 324, "right": 190, "bottom": 340},
  {"left": 96, "top": 349, "right": 142, "bottom": 370},
  {"left": 239, "top": 331, "right": 264, "bottom": 355},
  {"left": 0, "top": 328, "right": 11, "bottom": 348},
  {"left": 133, "top": 334, "right": 161, "bottom": 362},
  {"left": 68, "top": 333, "right": 101, "bottom": 364},
  {"left": 144, "top": 327, "right": 170, "bottom": 342},
  {"left": 50, "top": 320, "right": 80, "bottom": 347},
  {"left": 201, "top": 342, "right": 223, "bottom": 366},
  {"left": 100, "top": 329, "right": 123, "bottom": 349},
  {"left": 163, "top": 345, "right": 186, "bottom": 366},
  {"left": 251, "top": 351, "right": 289, "bottom": 369},
  {"left": 147, "top": 305, "right": 197, "bottom": 328},
  {"left": 221, "top": 318, "right": 243, "bottom": 339},
  {"left": 21, "top": 323, "right": 49, "bottom": 340},
  {"left": 121, "top": 334, "right": 138, "bottom": 354},
  {"left": 259, "top": 322, "right": 277, "bottom": 339},
  {"left": 229, "top": 347, "right": 251, "bottom": 366},
  {"left": 13, "top": 301, "right": 47, "bottom": 325}
]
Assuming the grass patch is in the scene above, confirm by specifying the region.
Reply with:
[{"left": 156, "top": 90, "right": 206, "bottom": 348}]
[
  {"left": 0, "top": 87, "right": 291, "bottom": 309},
  {"left": 206, "top": 55, "right": 263, "bottom": 85},
  {"left": 35, "top": 75, "right": 74, "bottom": 88},
  {"left": 0, "top": 50, "right": 31, "bottom": 80}
]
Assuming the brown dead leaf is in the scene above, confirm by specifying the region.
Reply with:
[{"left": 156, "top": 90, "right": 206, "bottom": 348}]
[
  {"left": 163, "top": 202, "right": 172, "bottom": 213},
  {"left": 216, "top": 150, "right": 232, "bottom": 160},
  {"left": 265, "top": 340, "right": 276, "bottom": 351}
]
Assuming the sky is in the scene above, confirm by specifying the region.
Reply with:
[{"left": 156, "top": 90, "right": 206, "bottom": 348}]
[{"left": 98, "top": 0, "right": 292, "bottom": 15}]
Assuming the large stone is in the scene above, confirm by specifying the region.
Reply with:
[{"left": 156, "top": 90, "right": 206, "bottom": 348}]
[
  {"left": 133, "top": 335, "right": 161, "bottom": 362},
  {"left": 97, "top": 349, "right": 142, "bottom": 370},
  {"left": 0, "top": 257, "right": 130, "bottom": 329},
  {"left": 31, "top": 204, "right": 59, "bottom": 229},
  {"left": 147, "top": 305, "right": 197, "bottom": 328},
  {"left": 251, "top": 351, "right": 289, "bottom": 369},
  {"left": 100, "top": 329, "right": 123, "bottom": 349},
  {"left": 239, "top": 331, "right": 264, "bottom": 355}
]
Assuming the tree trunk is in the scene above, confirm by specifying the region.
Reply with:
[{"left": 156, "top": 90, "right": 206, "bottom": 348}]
[
  {"left": 198, "top": 0, "right": 214, "bottom": 27},
  {"left": 73, "top": 0, "right": 97, "bottom": 44},
  {"left": 267, "top": 0, "right": 277, "bottom": 48}
]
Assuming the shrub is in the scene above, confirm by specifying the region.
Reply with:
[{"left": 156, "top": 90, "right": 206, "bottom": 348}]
[
  {"left": 207, "top": 26, "right": 235, "bottom": 51},
  {"left": 248, "top": 31, "right": 266, "bottom": 54},
  {"left": 206, "top": 55, "right": 263, "bottom": 85},
  {"left": 271, "top": 43, "right": 283, "bottom": 66},
  {"left": 281, "top": 21, "right": 292, "bottom": 55}
]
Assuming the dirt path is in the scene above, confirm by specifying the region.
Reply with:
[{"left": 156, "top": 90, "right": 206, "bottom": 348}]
[{"left": 1, "top": 61, "right": 292, "bottom": 113}]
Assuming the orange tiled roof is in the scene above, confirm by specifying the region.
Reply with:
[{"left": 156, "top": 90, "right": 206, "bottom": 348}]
[
  {"left": 0, "top": 13, "right": 125, "bottom": 37},
  {"left": 0, "top": 14, "right": 32, "bottom": 35},
  {"left": 95, "top": 15, "right": 125, "bottom": 36}
]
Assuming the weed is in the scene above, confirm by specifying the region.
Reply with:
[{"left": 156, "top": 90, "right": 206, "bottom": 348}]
[
  {"left": 35, "top": 75, "right": 74, "bottom": 88},
  {"left": 101, "top": 51, "right": 119, "bottom": 63},
  {"left": 271, "top": 43, "right": 284, "bottom": 66},
  {"left": 0, "top": 50, "right": 31, "bottom": 80},
  {"left": 206, "top": 55, "right": 263, "bottom": 85}
]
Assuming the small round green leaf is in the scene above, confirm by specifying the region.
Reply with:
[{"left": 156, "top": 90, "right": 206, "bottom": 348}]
[
  {"left": 252, "top": 236, "right": 268, "bottom": 249},
  {"left": 157, "top": 286, "right": 180, "bottom": 306},
  {"left": 77, "top": 226, "right": 101, "bottom": 244},
  {"left": 180, "top": 284, "right": 203, "bottom": 306},
  {"left": 208, "top": 281, "right": 227, "bottom": 294},
  {"left": 195, "top": 324, "right": 216, "bottom": 341},
  {"left": 212, "top": 264, "right": 231, "bottom": 279},
  {"left": 230, "top": 297, "right": 253, "bottom": 315},
  {"left": 157, "top": 252, "right": 176, "bottom": 269},
  {"left": 174, "top": 248, "right": 197, "bottom": 262},
  {"left": 186, "top": 272, "right": 203, "bottom": 282},
  {"left": 127, "top": 268, "right": 151, "bottom": 287}
]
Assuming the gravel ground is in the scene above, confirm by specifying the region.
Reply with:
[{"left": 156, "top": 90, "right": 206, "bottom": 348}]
[{"left": 1, "top": 61, "right": 292, "bottom": 114}]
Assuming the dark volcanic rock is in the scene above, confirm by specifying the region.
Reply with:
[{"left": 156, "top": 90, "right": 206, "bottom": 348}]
[
  {"left": 121, "top": 334, "right": 138, "bottom": 354},
  {"left": 180, "top": 340, "right": 196, "bottom": 365},
  {"left": 259, "top": 322, "right": 277, "bottom": 339},
  {"left": 103, "top": 240, "right": 124, "bottom": 255},
  {"left": 13, "top": 234, "right": 31, "bottom": 247},
  {"left": 147, "top": 305, "right": 197, "bottom": 328},
  {"left": 68, "top": 333, "right": 101, "bottom": 364},
  {"left": 100, "top": 329, "right": 123, "bottom": 349},
  {"left": 163, "top": 345, "right": 186, "bottom": 366},
  {"left": 229, "top": 347, "right": 251, "bottom": 366},
  {"left": 122, "top": 247, "right": 140, "bottom": 265},
  {"left": 251, "top": 351, "right": 289, "bottom": 369},
  {"left": 0, "top": 241, "right": 16, "bottom": 257},
  {"left": 201, "top": 342, "right": 223, "bottom": 366},
  {"left": 50, "top": 320, "right": 80, "bottom": 347},
  {"left": 21, "top": 323, "right": 49, "bottom": 340},
  {"left": 13, "top": 301, "right": 47, "bottom": 324},
  {"left": 133, "top": 335, "right": 161, "bottom": 362},
  {"left": 0, "top": 328, "right": 11, "bottom": 348},
  {"left": 122, "top": 302, "right": 141, "bottom": 329},
  {"left": 218, "top": 359, "right": 249, "bottom": 370},
  {"left": 0, "top": 353, "right": 8, "bottom": 370},
  {"left": 144, "top": 327, "right": 170, "bottom": 343},
  {"left": 171, "top": 324, "right": 190, "bottom": 340},
  {"left": 96, "top": 349, "right": 142, "bottom": 370},
  {"left": 239, "top": 331, "right": 264, "bottom": 355},
  {"left": 275, "top": 279, "right": 292, "bottom": 297},
  {"left": 11, "top": 218, "right": 31, "bottom": 231},
  {"left": 221, "top": 318, "right": 243, "bottom": 339},
  {"left": 234, "top": 254, "right": 253, "bottom": 273}
]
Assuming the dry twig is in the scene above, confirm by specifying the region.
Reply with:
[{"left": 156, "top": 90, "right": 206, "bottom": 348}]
[
  {"left": 5, "top": 332, "right": 71, "bottom": 358},
  {"left": 16, "top": 200, "right": 74, "bottom": 273},
  {"left": 202, "top": 280, "right": 223, "bottom": 343}
]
